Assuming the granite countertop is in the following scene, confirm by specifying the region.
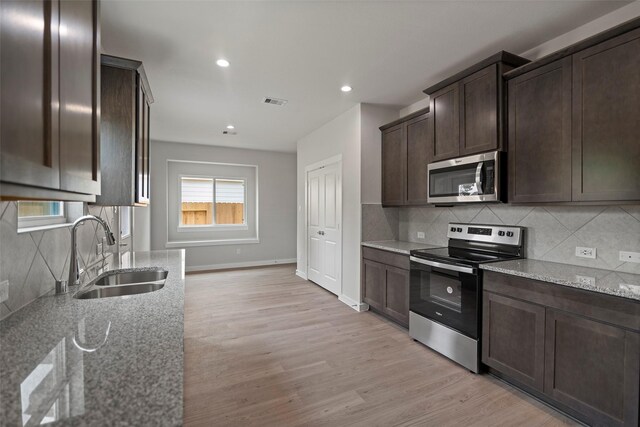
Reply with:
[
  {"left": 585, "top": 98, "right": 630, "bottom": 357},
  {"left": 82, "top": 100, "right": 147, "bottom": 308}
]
[
  {"left": 482, "top": 259, "right": 640, "bottom": 301},
  {"left": 361, "top": 240, "right": 443, "bottom": 255},
  {"left": 0, "top": 250, "right": 185, "bottom": 426}
]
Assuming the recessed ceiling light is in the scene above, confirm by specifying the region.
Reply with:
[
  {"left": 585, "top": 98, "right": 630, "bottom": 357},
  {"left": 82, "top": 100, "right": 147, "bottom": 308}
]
[
  {"left": 341, "top": 85, "right": 352, "bottom": 92},
  {"left": 216, "top": 59, "right": 230, "bottom": 68},
  {"left": 226, "top": 125, "right": 235, "bottom": 130}
]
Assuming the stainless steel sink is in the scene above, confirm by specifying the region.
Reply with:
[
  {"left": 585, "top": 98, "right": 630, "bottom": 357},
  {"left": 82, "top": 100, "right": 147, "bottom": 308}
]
[
  {"left": 74, "top": 268, "right": 168, "bottom": 300},
  {"left": 75, "top": 282, "right": 165, "bottom": 299},
  {"left": 94, "top": 270, "right": 168, "bottom": 286}
]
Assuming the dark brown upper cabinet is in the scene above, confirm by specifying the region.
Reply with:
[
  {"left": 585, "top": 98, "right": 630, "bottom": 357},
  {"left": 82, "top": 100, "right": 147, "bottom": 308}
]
[
  {"left": 506, "top": 18, "right": 640, "bottom": 204},
  {"left": 571, "top": 27, "right": 640, "bottom": 202},
  {"left": 380, "top": 108, "right": 430, "bottom": 207},
  {"left": 430, "top": 83, "right": 459, "bottom": 161},
  {"left": 0, "top": 0, "right": 100, "bottom": 202},
  {"left": 508, "top": 58, "right": 572, "bottom": 203},
  {"left": 95, "top": 55, "right": 153, "bottom": 206},
  {"left": 423, "top": 52, "right": 529, "bottom": 163}
]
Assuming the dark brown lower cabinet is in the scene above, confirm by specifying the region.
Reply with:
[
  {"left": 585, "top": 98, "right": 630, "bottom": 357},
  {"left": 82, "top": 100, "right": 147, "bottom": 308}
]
[
  {"left": 382, "top": 265, "right": 410, "bottom": 326},
  {"left": 544, "top": 310, "right": 640, "bottom": 426},
  {"left": 362, "top": 259, "right": 385, "bottom": 312},
  {"left": 483, "top": 271, "right": 640, "bottom": 427},
  {"left": 482, "top": 292, "right": 545, "bottom": 391},
  {"left": 361, "top": 247, "right": 410, "bottom": 327}
]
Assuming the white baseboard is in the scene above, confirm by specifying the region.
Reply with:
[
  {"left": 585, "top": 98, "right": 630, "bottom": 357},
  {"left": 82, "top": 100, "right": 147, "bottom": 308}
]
[
  {"left": 295, "top": 270, "right": 307, "bottom": 280},
  {"left": 338, "top": 294, "right": 369, "bottom": 312},
  {"left": 186, "top": 258, "right": 296, "bottom": 273}
]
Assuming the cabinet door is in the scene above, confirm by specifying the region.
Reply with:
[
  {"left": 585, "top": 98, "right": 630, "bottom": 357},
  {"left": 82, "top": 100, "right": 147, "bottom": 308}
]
[
  {"left": 544, "top": 310, "right": 640, "bottom": 426},
  {"left": 482, "top": 292, "right": 545, "bottom": 391},
  {"left": 135, "top": 83, "right": 150, "bottom": 205},
  {"left": 58, "top": 0, "right": 100, "bottom": 195},
  {"left": 405, "top": 114, "right": 430, "bottom": 205},
  {"left": 429, "top": 82, "right": 460, "bottom": 161},
  {"left": 383, "top": 265, "right": 409, "bottom": 327},
  {"left": 572, "top": 28, "right": 640, "bottom": 202},
  {"left": 362, "top": 259, "right": 385, "bottom": 312},
  {"left": 508, "top": 58, "right": 572, "bottom": 203},
  {"left": 0, "top": 0, "right": 60, "bottom": 190},
  {"left": 381, "top": 124, "right": 406, "bottom": 206},
  {"left": 460, "top": 64, "right": 498, "bottom": 155}
]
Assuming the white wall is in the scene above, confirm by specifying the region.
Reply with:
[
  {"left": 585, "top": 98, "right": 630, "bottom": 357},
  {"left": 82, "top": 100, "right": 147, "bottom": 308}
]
[
  {"left": 296, "top": 103, "right": 400, "bottom": 306},
  {"left": 400, "top": 2, "right": 640, "bottom": 116},
  {"left": 150, "top": 140, "right": 296, "bottom": 271},
  {"left": 133, "top": 206, "right": 151, "bottom": 251},
  {"left": 361, "top": 104, "right": 400, "bottom": 204},
  {"left": 297, "top": 104, "right": 361, "bottom": 303}
]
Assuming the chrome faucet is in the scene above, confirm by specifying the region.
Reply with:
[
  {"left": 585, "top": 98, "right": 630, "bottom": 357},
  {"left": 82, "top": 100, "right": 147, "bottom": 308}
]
[{"left": 69, "top": 215, "right": 116, "bottom": 286}]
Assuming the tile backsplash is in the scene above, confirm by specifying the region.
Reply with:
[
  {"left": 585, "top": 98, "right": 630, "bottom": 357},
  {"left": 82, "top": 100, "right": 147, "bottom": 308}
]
[
  {"left": 0, "top": 202, "right": 118, "bottom": 320},
  {"left": 362, "top": 203, "right": 640, "bottom": 274}
]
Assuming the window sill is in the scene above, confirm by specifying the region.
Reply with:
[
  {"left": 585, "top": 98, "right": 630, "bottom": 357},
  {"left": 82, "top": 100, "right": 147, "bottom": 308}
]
[
  {"left": 165, "top": 238, "right": 259, "bottom": 248},
  {"left": 177, "top": 224, "right": 249, "bottom": 232},
  {"left": 17, "top": 222, "right": 73, "bottom": 234}
]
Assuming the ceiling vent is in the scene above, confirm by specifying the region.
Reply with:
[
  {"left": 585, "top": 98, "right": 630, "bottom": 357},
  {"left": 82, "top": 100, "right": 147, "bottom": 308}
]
[
  {"left": 263, "top": 97, "right": 288, "bottom": 106},
  {"left": 222, "top": 130, "right": 237, "bottom": 135}
]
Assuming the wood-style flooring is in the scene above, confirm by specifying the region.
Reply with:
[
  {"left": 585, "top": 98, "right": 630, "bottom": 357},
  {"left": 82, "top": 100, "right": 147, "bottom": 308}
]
[{"left": 183, "top": 264, "right": 576, "bottom": 426}]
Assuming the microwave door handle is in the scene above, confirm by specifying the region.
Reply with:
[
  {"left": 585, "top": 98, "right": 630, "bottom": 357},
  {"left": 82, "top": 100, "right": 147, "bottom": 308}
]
[
  {"left": 410, "top": 257, "right": 475, "bottom": 274},
  {"left": 475, "top": 162, "right": 484, "bottom": 195}
]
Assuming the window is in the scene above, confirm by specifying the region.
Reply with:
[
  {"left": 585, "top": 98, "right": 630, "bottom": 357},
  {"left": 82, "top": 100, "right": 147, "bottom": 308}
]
[
  {"left": 167, "top": 160, "right": 257, "bottom": 248},
  {"left": 17, "top": 201, "right": 66, "bottom": 229},
  {"left": 120, "top": 206, "right": 131, "bottom": 238},
  {"left": 180, "top": 177, "right": 246, "bottom": 227}
]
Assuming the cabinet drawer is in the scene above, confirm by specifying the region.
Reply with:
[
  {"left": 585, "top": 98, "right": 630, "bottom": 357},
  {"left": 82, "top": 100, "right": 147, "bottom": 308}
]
[
  {"left": 362, "top": 247, "right": 409, "bottom": 270},
  {"left": 483, "top": 271, "right": 640, "bottom": 332}
]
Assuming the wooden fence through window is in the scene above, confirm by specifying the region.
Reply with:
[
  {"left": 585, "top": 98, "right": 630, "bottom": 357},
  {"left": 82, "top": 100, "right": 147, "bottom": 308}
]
[{"left": 181, "top": 202, "right": 244, "bottom": 225}]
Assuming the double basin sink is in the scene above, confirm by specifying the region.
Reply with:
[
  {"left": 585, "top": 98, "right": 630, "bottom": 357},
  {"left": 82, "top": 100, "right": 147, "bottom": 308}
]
[{"left": 74, "top": 269, "right": 168, "bottom": 300}]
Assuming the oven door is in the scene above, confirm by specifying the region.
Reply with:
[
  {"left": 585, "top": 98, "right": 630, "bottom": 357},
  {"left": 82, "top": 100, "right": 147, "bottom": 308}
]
[
  {"left": 409, "top": 257, "right": 480, "bottom": 339},
  {"left": 427, "top": 151, "right": 499, "bottom": 203}
]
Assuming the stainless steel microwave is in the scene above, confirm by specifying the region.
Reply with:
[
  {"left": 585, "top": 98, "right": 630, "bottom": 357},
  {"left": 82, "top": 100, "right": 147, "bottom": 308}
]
[{"left": 427, "top": 151, "right": 502, "bottom": 204}]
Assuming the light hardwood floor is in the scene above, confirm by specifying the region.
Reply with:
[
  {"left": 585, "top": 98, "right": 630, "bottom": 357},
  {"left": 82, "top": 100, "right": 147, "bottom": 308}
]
[{"left": 184, "top": 265, "right": 576, "bottom": 427}]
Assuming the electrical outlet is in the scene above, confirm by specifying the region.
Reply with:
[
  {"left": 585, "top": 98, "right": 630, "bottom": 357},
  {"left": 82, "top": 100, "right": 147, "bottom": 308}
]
[
  {"left": 619, "top": 251, "right": 640, "bottom": 263},
  {"left": 576, "top": 247, "right": 596, "bottom": 259},
  {"left": 576, "top": 275, "right": 595, "bottom": 286},
  {"left": 236, "top": 248, "right": 241, "bottom": 255},
  {"left": 417, "top": 232, "right": 425, "bottom": 239},
  {"left": 0, "top": 280, "right": 8, "bottom": 303}
]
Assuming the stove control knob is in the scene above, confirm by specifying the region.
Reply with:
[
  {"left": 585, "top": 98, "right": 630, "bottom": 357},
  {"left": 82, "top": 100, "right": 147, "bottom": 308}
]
[
  {"left": 498, "top": 231, "right": 505, "bottom": 236},
  {"left": 456, "top": 227, "right": 463, "bottom": 232},
  {"left": 506, "top": 231, "right": 514, "bottom": 237},
  {"left": 450, "top": 227, "right": 456, "bottom": 232}
]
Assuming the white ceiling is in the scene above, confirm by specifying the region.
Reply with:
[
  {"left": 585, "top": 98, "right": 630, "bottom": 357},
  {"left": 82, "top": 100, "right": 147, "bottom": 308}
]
[{"left": 101, "top": 0, "right": 629, "bottom": 152}]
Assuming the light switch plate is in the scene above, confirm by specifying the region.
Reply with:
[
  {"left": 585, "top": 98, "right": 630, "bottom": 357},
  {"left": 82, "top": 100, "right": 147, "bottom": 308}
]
[
  {"left": 619, "top": 251, "right": 640, "bottom": 263},
  {"left": 576, "top": 247, "right": 596, "bottom": 259},
  {"left": 0, "top": 280, "right": 9, "bottom": 303},
  {"left": 417, "top": 232, "right": 425, "bottom": 239}
]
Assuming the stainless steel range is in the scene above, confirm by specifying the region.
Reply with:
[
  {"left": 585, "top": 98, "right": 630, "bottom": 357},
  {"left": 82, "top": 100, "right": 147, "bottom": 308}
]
[{"left": 409, "top": 223, "right": 525, "bottom": 373}]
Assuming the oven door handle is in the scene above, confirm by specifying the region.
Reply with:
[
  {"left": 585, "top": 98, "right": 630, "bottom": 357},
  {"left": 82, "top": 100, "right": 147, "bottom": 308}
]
[{"left": 410, "top": 257, "right": 476, "bottom": 274}]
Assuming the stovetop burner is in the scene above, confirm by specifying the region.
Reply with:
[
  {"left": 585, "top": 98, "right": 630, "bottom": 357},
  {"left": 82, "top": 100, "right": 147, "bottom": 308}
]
[
  {"left": 410, "top": 223, "right": 525, "bottom": 267},
  {"left": 410, "top": 246, "right": 520, "bottom": 267}
]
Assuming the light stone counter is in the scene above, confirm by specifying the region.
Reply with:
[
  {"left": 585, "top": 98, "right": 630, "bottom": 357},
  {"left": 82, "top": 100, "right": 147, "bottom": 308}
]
[
  {"left": 362, "top": 240, "right": 443, "bottom": 255},
  {"left": 0, "top": 250, "right": 185, "bottom": 426},
  {"left": 482, "top": 258, "right": 640, "bottom": 301}
]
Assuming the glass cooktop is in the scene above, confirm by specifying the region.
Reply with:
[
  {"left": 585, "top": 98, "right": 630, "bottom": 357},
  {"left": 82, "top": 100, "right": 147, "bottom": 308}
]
[{"left": 410, "top": 247, "right": 520, "bottom": 266}]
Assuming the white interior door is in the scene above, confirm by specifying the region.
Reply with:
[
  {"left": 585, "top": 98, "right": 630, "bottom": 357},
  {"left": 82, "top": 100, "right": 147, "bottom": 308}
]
[{"left": 307, "top": 162, "right": 341, "bottom": 295}]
